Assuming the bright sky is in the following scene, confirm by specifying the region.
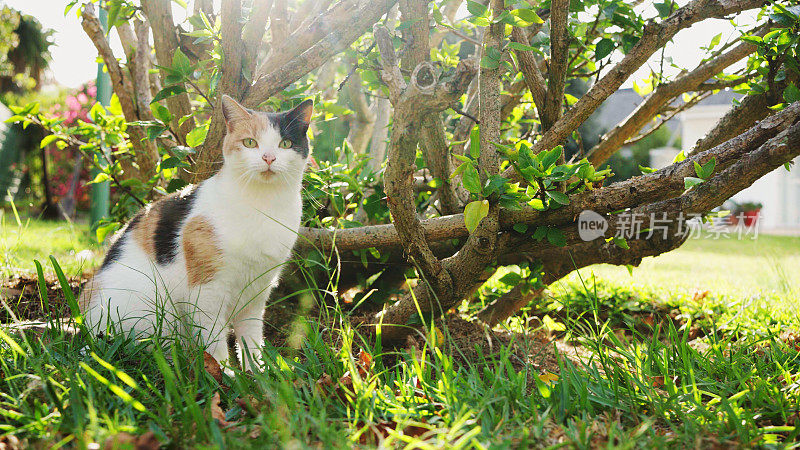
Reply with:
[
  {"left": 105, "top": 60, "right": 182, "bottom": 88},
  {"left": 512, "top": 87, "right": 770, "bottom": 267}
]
[{"left": 3, "top": 0, "right": 758, "bottom": 89}]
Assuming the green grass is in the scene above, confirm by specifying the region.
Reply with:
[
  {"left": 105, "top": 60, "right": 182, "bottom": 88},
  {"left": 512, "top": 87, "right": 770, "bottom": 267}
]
[
  {"left": 578, "top": 234, "right": 800, "bottom": 298},
  {"left": 2, "top": 223, "right": 800, "bottom": 447},
  {"left": 0, "top": 215, "right": 101, "bottom": 278}
]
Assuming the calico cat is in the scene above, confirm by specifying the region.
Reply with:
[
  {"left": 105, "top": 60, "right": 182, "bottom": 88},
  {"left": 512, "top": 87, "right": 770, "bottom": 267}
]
[{"left": 80, "top": 95, "right": 313, "bottom": 370}]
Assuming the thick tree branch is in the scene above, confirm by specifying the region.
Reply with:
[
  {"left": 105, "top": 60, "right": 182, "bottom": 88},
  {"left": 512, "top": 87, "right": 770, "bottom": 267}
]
[
  {"left": 690, "top": 73, "right": 798, "bottom": 153},
  {"left": 81, "top": 4, "right": 158, "bottom": 178},
  {"left": 264, "top": 0, "right": 347, "bottom": 71},
  {"left": 510, "top": 27, "right": 547, "bottom": 120},
  {"left": 192, "top": 0, "right": 248, "bottom": 182},
  {"left": 141, "top": 0, "right": 195, "bottom": 142},
  {"left": 374, "top": 0, "right": 504, "bottom": 342},
  {"left": 377, "top": 22, "right": 477, "bottom": 302},
  {"left": 296, "top": 101, "right": 800, "bottom": 254},
  {"left": 541, "top": 0, "right": 569, "bottom": 132},
  {"left": 242, "top": 0, "right": 273, "bottom": 76}
]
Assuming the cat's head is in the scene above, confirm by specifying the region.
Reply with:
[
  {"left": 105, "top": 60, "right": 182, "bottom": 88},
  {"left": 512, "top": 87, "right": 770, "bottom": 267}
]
[{"left": 220, "top": 95, "right": 313, "bottom": 186}]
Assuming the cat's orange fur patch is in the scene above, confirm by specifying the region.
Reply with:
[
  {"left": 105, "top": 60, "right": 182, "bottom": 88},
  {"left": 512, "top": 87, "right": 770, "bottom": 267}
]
[
  {"left": 132, "top": 203, "right": 161, "bottom": 260},
  {"left": 183, "top": 216, "right": 223, "bottom": 286}
]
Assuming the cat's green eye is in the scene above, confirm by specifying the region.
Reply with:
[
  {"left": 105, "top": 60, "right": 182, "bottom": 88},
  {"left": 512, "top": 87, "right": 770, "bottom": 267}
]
[
  {"left": 279, "top": 139, "right": 293, "bottom": 149},
  {"left": 242, "top": 138, "right": 258, "bottom": 148}
]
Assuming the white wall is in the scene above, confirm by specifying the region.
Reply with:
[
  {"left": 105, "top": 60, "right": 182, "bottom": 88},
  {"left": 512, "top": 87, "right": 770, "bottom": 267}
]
[{"left": 681, "top": 106, "right": 800, "bottom": 231}]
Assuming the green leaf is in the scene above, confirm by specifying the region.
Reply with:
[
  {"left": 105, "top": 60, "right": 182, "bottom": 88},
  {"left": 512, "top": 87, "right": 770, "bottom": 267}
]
[
  {"left": 150, "top": 103, "right": 173, "bottom": 123},
  {"left": 512, "top": 8, "right": 543, "bottom": 24},
  {"left": 482, "top": 175, "right": 508, "bottom": 197},
  {"left": 508, "top": 41, "right": 537, "bottom": 52},
  {"left": 171, "top": 48, "right": 193, "bottom": 76},
  {"left": 90, "top": 172, "right": 111, "bottom": 184},
  {"left": 783, "top": 83, "right": 800, "bottom": 103},
  {"left": 186, "top": 125, "right": 208, "bottom": 147},
  {"left": 684, "top": 177, "right": 705, "bottom": 189},
  {"left": 40, "top": 134, "right": 59, "bottom": 148},
  {"left": 166, "top": 178, "right": 188, "bottom": 193},
  {"left": 672, "top": 150, "right": 686, "bottom": 163},
  {"left": 595, "top": 38, "right": 614, "bottom": 61},
  {"left": 708, "top": 33, "right": 722, "bottom": 50},
  {"left": 464, "top": 200, "right": 490, "bottom": 233},
  {"left": 151, "top": 85, "right": 188, "bottom": 104},
  {"left": 469, "top": 125, "right": 480, "bottom": 159},
  {"left": 95, "top": 222, "right": 119, "bottom": 243},
  {"left": 702, "top": 157, "right": 716, "bottom": 179},
  {"left": 654, "top": 2, "right": 675, "bottom": 18},
  {"left": 546, "top": 228, "right": 566, "bottom": 247},
  {"left": 161, "top": 156, "right": 184, "bottom": 169},
  {"left": 89, "top": 102, "right": 105, "bottom": 123},
  {"left": 545, "top": 190, "right": 569, "bottom": 205},
  {"left": 639, "top": 165, "right": 656, "bottom": 174},
  {"left": 532, "top": 226, "right": 548, "bottom": 241},
  {"left": 513, "top": 223, "right": 528, "bottom": 233},
  {"left": 540, "top": 146, "right": 562, "bottom": 170},
  {"left": 480, "top": 53, "right": 500, "bottom": 69},
  {"left": 108, "top": 94, "right": 123, "bottom": 116},
  {"left": 107, "top": 2, "right": 121, "bottom": 31},
  {"left": 466, "top": 0, "right": 488, "bottom": 17},
  {"left": 462, "top": 163, "right": 481, "bottom": 194},
  {"left": 450, "top": 162, "right": 467, "bottom": 180},
  {"left": 499, "top": 272, "right": 522, "bottom": 285},
  {"left": 613, "top": 237, "right": 629, "bottom": 249}
]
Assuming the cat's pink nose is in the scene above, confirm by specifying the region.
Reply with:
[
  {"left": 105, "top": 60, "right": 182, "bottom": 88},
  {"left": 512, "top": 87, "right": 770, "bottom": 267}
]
[{"left": 262, "top": 153, "right": 276, "bottom": 165}]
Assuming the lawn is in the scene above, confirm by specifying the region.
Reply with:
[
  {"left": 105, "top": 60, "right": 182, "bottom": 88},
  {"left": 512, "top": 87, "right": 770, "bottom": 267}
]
[
  {"left": 2, "top": 220, "right": 800, "bottom": 448},
  {"left": 0, "top": 213, "right": 100, "bottom": 279}
]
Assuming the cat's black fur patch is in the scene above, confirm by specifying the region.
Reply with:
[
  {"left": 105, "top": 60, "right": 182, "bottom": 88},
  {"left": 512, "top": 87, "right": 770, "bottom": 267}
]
[
  {"left": 154, "top": 186, "right": 199, "bottom": 265},
  {"left": 100, "top": 212, "right": 143, "bottom": 271},
  {"left": 267, "top": 99, "right": 312, "bottom": 158}
]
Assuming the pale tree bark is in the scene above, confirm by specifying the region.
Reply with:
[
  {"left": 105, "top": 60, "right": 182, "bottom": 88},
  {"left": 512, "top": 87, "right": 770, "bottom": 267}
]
[
  {"left": 80, "top": 4, "right": 158, "bottom": 178},
  {"left": 140, "top": 0, "right": 196, "bottom": 143},
  {"left": 540, "top": 0, "right": 569, "bottom": 132}
]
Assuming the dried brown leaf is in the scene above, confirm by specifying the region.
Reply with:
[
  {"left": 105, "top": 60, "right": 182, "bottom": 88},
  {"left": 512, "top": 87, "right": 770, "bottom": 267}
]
[
  {"left": 210, "top": 392, "right": 233, "bottom": 427},
  {"left": 203, "top": 351, "right": 223, "bottom": 384}
]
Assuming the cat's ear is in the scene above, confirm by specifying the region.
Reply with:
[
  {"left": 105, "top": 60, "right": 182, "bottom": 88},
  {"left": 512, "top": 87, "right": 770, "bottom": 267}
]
[
  {"left": 220, "top": 95, "right": 251, "bottom": 126},
  {"left": 286, "top": 99, "right": 313, "bottom": 130}
]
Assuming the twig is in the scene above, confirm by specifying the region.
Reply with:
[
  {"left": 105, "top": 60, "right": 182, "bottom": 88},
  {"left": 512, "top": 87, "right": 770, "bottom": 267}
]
[{"left": 450, "top": 106, "right": 480, "bottom": 124}]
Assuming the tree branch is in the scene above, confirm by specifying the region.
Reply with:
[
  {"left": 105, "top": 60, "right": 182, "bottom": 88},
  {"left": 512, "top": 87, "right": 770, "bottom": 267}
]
[
  {"left": 242, "top": 0, "right": 273, "bottom": 77},
  {"left": 541, "top": 0, "right": 569, "bottom": 132},
  {"left": 586, "top": 29, "right": 763, "bottom": 166},
  {"left": 296, "top": 101, "right": 800, "bottom": 255},
  {"left": 80, "top": 4, "right": 158, "bottom": 178},
  {"left": 501, "top": 0, "right": 766, "bottom": 182},
  {"left": 140, "top": 0, "right": 196, "bottom": 142},
  {"left": 509, "top": 27, "right": 547, "bottom": 119},
  {"left": 373, "top": 0, "right": 503, "bottom": 342}
]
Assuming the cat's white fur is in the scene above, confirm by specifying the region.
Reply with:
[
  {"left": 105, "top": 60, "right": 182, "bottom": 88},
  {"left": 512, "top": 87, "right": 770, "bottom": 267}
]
[{"left": 83, "top": 96, "right": 309, "bottom": 370}]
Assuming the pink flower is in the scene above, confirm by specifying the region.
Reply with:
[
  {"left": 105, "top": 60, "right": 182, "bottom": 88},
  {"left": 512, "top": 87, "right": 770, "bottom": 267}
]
[
  {"left": 65, "top": 96, "right": 80, "bottom": 110},
  {"left": 77, "top": 93, "right": 88, "bottom": 104}
]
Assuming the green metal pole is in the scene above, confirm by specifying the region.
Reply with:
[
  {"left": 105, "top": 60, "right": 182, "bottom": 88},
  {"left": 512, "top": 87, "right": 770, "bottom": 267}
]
[{"left": 89, "top": 8, "right": 111, "bottom": 230}]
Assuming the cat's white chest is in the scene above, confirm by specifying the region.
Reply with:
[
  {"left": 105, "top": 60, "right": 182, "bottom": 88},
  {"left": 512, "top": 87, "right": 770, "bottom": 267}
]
[{"left": 215, "top": 194, "right": 300, "bottom": 260}]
